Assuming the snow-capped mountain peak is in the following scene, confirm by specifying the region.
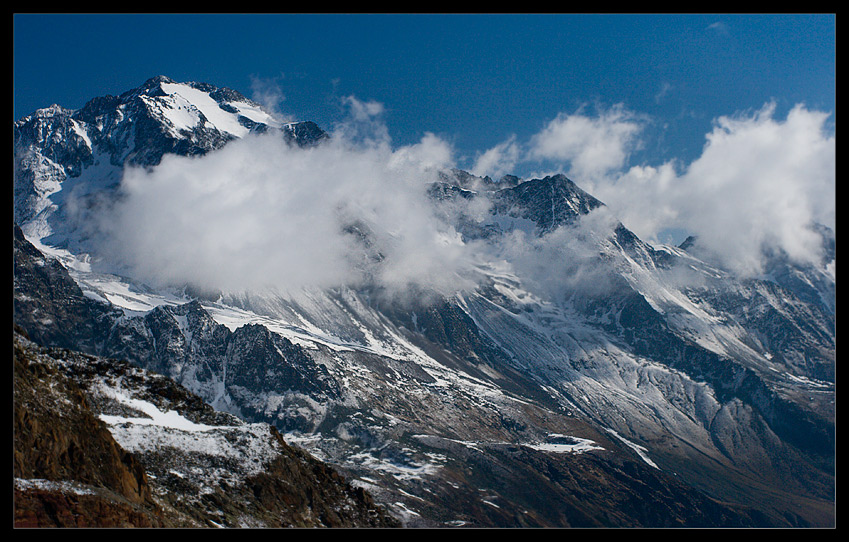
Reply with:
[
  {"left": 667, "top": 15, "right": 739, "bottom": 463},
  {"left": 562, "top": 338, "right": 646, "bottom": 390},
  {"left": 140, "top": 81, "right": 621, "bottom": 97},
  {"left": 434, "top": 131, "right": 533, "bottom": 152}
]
[
  {"left": 145, "top": 76, "right": 281, "bottom": 138},
  {"left": 13, "top": 76, "right": 327, "bottom": 247}
]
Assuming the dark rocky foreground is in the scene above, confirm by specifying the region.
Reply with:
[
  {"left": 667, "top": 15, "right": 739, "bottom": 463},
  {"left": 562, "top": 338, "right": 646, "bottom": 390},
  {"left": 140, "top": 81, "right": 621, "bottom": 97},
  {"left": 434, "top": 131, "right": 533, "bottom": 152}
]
[{"left": 13, "top": 326, "right": 399, "bottom": 528}]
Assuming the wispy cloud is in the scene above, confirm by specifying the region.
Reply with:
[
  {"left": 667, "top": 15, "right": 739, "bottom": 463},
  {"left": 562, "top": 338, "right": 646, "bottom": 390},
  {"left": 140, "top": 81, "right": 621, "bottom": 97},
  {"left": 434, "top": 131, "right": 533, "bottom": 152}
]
[
  {"left": 470, "top": 135, "right": 521, "bottom": 180},
  {"left": 654, "top": 81, "right": 672, "bottom": 104},
  {"left": 527, "top": 104, "right": 646, "bottom": 182},
  {"left": 332, "top": 95, "right": 390, "bottom": 147},
  {"left": 249, "top": 74, "right": 294, "bottom": 123},
  {"left": 707, "top": 21, "right": 729, "bottom": 35}
]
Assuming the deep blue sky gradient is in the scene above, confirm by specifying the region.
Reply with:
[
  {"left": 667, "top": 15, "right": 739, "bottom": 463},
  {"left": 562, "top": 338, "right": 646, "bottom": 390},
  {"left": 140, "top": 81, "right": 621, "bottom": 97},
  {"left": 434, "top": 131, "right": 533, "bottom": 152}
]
[{"left": 14, "top": 13, "right": 835, "bottom": 175}]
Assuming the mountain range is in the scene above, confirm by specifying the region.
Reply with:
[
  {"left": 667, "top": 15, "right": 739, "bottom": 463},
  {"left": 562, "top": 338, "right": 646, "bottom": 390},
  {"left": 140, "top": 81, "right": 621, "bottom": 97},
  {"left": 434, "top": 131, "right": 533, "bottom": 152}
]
[{"left": 13, "top": 76, "right": 836, "bottom": 527}]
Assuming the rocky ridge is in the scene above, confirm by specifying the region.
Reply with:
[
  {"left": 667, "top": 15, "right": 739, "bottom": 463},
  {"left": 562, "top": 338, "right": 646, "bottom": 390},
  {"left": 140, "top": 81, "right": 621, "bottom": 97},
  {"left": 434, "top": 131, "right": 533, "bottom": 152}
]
[{"left": 13, "top": 325, "right": 398, "bottom": 528}]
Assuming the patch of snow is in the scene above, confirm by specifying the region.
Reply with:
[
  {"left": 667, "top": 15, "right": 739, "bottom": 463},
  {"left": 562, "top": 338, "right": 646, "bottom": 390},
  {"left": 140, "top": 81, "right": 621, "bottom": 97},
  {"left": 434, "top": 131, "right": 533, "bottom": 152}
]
[
  {"left": 347, "top": 451, "right": 443, "bottom": 482},
  {"left": 203, "top": 301, "right": 353, "bottom": 352},
  {"left": 97, "top": 384, "right": 217, "bottom": 432},
  {"left": 142, "top": 93, "right": 200, "bottom": 136},
  {"left": 172, "top": 312, "right": 191, "bottom": 343},
  {"left": 783, "top": 373, "right": 833, "bottom": 389},
  {"left": 70, "top": 119, "right": 92, "bottom": 149},
  {"left": 231, "top": 101, "right": 280, "bottom": 129},
  {"left": 69, "top": 270, "right": 187, "bottom": 316},
  {"left": 161, "top": 83, "right": 249, "bottom": 138},
  {"left": 523, "top": 435, "right": 604, "bottom": 454},
  {"left": 603, "top": 428, "right": 659, "bottom": 469},
  {"left": 391, "top": 501, "right": 421, "bottom": 518},
  {"left": 14, "top": 478, "right": 96, "bottom": 496}
]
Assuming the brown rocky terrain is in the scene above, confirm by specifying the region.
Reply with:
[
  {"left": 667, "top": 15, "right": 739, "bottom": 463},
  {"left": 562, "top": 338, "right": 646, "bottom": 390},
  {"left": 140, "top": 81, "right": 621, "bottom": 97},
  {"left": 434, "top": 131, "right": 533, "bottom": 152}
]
[{"left": 13, "top": 326, "right": 399, "bottom": 528}]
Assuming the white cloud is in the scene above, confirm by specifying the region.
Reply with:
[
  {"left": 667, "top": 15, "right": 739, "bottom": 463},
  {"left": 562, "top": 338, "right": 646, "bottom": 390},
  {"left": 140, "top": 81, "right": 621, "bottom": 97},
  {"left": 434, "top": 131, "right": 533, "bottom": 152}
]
[
  {"left": 88, "top": 95, "right": 834, "bottom": 301},
  {"left": 331, "top": 95, "right": 391, "bottom": 148},
  {"left": 93, "top": 104, "right": 481, "bottom": 299},
  {"left": 471, "top": 135, "right": 521, "bottom": 179},
  {"left": 707, "top": 21, "right": 729, "bottom": 35},
  {"left": 249, "top": 75, "right": 293, "bottom": 123},
  {"left": 676, "top": 103, "right": 834, "bottom": 274},
  {"left": 594, "top": 161, "right": 682, "bottom": 245},
  {"left": 488, "top": 206, "right": 625, "bottom": 299},
  {"left": 594, "top": 102, "right": 835, "bottom": 276},
  {"left": 390, "top": 131, "right": 455, "bottom": 172},
  {"left": 654, "top": 82, "right": 672, "bottom": 104},
  {"left": 528, "top": 104, "right": 645, "bottom": 182}
]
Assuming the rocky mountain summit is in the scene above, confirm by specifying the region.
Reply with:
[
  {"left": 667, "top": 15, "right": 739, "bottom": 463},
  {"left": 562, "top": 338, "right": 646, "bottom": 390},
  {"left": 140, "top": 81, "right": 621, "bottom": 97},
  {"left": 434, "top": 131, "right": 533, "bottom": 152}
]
[
  {"left": 13, "top": 76, "right": 835, "bottom": 527},
  {"left": 13, "top": 75, "right": 326, "bottom": 249}
]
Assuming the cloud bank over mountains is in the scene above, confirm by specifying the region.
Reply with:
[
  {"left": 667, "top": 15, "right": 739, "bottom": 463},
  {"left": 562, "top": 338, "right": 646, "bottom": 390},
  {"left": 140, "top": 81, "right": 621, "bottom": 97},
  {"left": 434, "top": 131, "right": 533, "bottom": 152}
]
[
  {"left": 92, "top": 92, "right": 834, "bottom": 298},
  {"left": 472, "top": 100, "right": 835, "bottom": 277},
  {"left": 595, "top": 102, "right": 835, "bottom": 276},
  {"left": 96, "top": 96, "right": 478, "bottom": 298}
]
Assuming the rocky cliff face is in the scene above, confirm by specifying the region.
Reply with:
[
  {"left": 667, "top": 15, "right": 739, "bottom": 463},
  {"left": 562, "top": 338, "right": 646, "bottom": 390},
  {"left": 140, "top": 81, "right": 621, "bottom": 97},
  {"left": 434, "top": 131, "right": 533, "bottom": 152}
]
[
  {"left": 14, "top": 328, "right": 168, "bottom": 527},
  {"left": 13, "top": 327, "right": 398, "bottom": 528},
  {"left": 13, "top": 224, "right": 120, "bottom": 353}
]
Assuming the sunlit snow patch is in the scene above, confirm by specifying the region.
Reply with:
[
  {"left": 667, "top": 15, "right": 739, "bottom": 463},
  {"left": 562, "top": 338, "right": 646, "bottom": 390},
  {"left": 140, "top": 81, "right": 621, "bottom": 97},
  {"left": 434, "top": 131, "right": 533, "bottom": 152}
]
[
  {"left": 97, "top": 384, "right": 216, "bottom": 432},
  {"left": 347, "top": 451, "right": 443, "bottom": 482},
  {"left": 94, "top": 383, "right": 283, "bottom": 480},
  {"left": 603, "top": 428, "right": 659, "bottom": 469},
  {"left": 523, "top": 433, "right": 604, "bottom": 454}
]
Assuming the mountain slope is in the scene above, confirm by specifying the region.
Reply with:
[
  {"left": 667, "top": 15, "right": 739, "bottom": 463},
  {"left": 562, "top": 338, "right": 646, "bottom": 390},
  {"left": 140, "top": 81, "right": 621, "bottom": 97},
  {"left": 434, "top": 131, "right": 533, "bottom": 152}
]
[
  {"left": 14, "top": 220, "right": 778, "bottom": 527},
  {"left": 13, "top": 76, "right": 835, "bottom": 527},
  {"left": 13, "top": 324, "right": 398, "bottom": 528}
]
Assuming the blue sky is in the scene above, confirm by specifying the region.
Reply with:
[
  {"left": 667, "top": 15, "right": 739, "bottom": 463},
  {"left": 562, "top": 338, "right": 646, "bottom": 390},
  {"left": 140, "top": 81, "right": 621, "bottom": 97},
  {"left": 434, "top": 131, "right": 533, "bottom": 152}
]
[
  {"left": 14, "top": 14, "right": 834, "bottom": 165},
  {"left": 13, "top": 13, "right": 836, "bottom": 253}
]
